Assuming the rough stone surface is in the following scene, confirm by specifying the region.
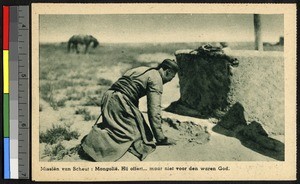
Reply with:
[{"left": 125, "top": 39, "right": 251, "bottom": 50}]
[
  {"left": 169, "top": 48, "right": 284, "bottom": 135},
  {"left": 173, "top": 47, "right": 238, "bottom": 117}
]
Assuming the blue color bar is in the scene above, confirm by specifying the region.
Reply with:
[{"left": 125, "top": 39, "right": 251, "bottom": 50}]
[{"left": 4, "top": 138, "right": 10, "bottom": 179}]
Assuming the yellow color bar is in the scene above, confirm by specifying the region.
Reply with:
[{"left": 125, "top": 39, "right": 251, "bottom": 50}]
[{"left": 3, "top": 50, "right": 9, "bottom": 93}]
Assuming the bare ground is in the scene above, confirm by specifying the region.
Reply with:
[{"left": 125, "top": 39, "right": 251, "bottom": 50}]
[
  {"left": 40, "top": 74, "right": 283, "bottom": 162},
  {"left": 39, "top": 43, "right": 284, "bottom": 162}
]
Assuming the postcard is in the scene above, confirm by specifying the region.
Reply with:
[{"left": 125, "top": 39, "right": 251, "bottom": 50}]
[{"left": 31, "top": 3, "right": 297, "bottom": 181}]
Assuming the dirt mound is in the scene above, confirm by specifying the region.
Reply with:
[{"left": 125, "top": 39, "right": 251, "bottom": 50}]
[
  {"left": 162, "top": 118, "right": 210, "bottom": 145},
  {"left": 213, "top": 103, "right": 284, "bottom": 161}
]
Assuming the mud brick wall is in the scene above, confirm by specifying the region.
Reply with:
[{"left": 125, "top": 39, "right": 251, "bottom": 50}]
[
  {"left": 175, "top": 50, "right": 284, "bottom": 135},
  {"left": 175, "top": 50, "right": 233, "bottom": 115}
]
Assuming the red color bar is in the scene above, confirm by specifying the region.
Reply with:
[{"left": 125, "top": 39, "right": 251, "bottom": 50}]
[{"left": 3, "top": 6, "right": 10, "bottom": 50}]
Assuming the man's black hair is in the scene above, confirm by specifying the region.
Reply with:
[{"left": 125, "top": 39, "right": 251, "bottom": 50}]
[{"left": 157, "top": 59, "right": 179, "bottom": 72}]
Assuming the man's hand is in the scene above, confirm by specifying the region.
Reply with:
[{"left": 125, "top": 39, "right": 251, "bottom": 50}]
[{"left": 156, "top": 137, "right": 176, "bottom": 146}]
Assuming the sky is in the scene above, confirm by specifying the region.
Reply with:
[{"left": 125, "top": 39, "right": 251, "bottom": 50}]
[{"left": 40, "top": 14, "right": 284, "bottom": 43}]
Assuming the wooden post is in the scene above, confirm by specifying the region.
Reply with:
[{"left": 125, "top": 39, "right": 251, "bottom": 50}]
[{"left": 254, "top": 14, "right": 263, "bottom": 51}]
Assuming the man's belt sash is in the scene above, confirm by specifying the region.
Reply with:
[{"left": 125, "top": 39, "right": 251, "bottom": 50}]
[{"left": 109, "top": 76, "right": 143, "bottom": 106}]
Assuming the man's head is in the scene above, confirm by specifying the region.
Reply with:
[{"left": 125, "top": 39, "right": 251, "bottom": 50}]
[{"left": 158, "top": 59, "right": 179, "bottom": 84}]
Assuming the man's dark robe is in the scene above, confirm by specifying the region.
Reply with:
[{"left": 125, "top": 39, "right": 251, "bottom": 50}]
[{"left": 81, "top": 67, "right": 166, "bottom": 161}]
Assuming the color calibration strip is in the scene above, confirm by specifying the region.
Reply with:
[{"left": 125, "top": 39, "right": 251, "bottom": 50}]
[
  {"left": 10, "top": 6, "right": 19, "bottom": 179},
  {"left": 3, "top": 5, "right": 10, "bottom": 179},
  {"left": 3, "top": 5, "right": 30, "bottom": 179}
]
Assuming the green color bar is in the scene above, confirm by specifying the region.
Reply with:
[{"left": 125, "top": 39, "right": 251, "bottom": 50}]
[{"left": 4, "top": 94, "right": 9, "bottom": 137}]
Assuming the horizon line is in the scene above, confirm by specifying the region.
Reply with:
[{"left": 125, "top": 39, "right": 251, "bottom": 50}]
[{"left": 39, "top": 40, "right": 281, "bottom": 44}]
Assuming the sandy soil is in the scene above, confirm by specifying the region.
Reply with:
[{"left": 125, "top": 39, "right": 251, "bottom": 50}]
[
  {"left": 39, "top": 43, "right": 284, "bottom": 162},
  {"left": 40, "top": 74, "right": 283, "bottom": 162}
]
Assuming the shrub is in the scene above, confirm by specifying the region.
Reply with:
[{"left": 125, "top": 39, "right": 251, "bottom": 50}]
[
  {"left": 44, "top": 142, "right": 67, "bottom": 161},
  {"left": 95, "top": 88, "right": 105, "bottom": 95},
  {"left": 40, "top": 124, "right": 80, "bottom": 145},
  {"left": 40, "top": 82, "right": 58, "bottom": 110},
  {"left": 56, "top": 80, "right": 89, "bottom": 90},
  {"left": 56, "top": 80, "right": 75, "bottom": 89},
  {"left": 56, "top": 98, "right": 67, "bottom": 107},
  {"left": 40, "top": 70, "right": 48, "bottom": 80},
  {"left": 83, "top": 97, "right": 101, "bottom": 106},
  {"left": 75, "top": 108, "right": 96, "bottom": 121},
  {"left": 40, "top": 82, "right": 54, "bottom": 103},
  {"left": 40, "top": 83, "right": 67, "bottom": 110},
  {"left": 75, "top": 108, "right": 88, "bottom": 115},
  {"left": 84, "top": 113, "right": 96, "bottom": 121},
  {"left": 66, "top": 89, "right": 85, "bottom": 101},
  {"left": 97, "top": 78, "right": 112, "bottom": 86}
]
